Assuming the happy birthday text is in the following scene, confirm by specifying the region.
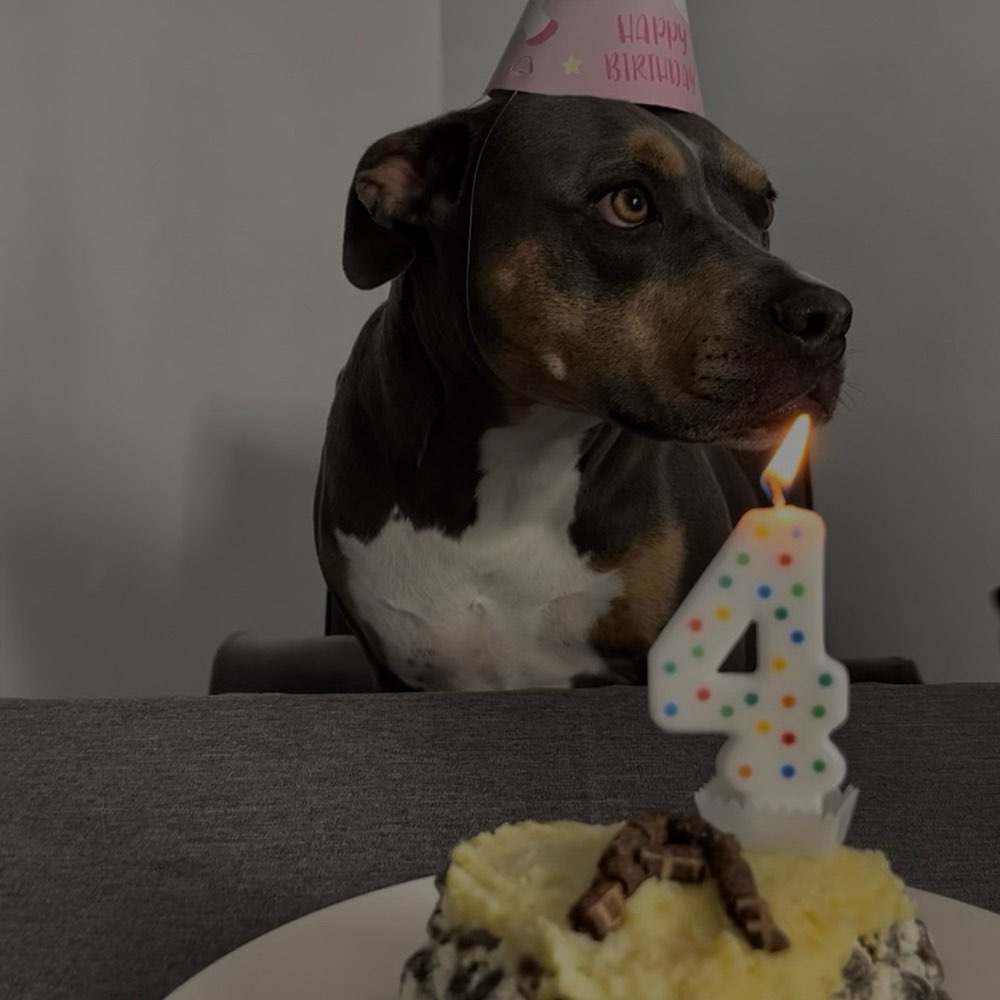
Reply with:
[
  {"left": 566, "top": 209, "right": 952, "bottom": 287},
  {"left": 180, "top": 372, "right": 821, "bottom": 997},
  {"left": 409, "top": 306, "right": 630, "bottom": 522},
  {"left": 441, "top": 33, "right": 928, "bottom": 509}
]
[
  {"left": 606, "top": 12, "right": 696, "bottom": 94},
  {"left": 605, "top": 52, "right": 698, "bottom": 93},
  {"left": 617, "top": 13, "right": 689, "bottom": 55}
]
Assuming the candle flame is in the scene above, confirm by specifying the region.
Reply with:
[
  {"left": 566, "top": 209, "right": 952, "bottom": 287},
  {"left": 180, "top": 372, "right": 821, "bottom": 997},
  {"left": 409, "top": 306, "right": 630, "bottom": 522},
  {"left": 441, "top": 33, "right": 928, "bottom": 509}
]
[{"left": 763, "top": 415, "right": 811, "bottom": 504}]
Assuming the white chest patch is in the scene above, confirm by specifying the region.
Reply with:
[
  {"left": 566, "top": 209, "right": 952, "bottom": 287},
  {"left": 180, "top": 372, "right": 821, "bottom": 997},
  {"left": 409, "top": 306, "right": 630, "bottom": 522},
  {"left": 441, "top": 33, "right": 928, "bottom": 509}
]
[{"left": 336, "top": 408, "right": 623, "bottom": 690}]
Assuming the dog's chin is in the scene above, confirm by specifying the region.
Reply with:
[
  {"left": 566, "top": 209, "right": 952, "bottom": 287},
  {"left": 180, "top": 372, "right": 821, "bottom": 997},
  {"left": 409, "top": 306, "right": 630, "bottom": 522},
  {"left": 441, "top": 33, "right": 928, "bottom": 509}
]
[
  {"left": 714, "top": 424, "right": 791, "bottom": 450},
  {"left": 709, "top": 390, "right": 838, "bottom": 450},
  {"left": 609, "top": 380, "right": 840, "bottom": 449}
]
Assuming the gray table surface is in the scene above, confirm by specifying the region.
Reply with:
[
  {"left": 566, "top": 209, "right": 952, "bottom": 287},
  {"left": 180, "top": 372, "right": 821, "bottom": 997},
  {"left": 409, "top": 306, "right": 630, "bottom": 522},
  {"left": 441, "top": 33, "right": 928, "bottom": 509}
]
[{"left": 1, "top": 684, "right": 999, "bottom": 1000}]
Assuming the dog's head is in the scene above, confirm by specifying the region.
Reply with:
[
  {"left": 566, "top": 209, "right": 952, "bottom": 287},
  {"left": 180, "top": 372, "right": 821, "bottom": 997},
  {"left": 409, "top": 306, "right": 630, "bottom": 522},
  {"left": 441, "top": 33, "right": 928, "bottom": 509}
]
[{"left": 344, "top": 94, "right": 850, "bottom": 447}]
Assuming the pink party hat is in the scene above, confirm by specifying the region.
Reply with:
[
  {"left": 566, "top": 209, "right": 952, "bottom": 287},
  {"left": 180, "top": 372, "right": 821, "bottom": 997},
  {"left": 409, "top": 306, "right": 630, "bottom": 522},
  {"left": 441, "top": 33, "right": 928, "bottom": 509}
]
[{"left": 488, "top": 0, "right": 703, "bottom": 115}]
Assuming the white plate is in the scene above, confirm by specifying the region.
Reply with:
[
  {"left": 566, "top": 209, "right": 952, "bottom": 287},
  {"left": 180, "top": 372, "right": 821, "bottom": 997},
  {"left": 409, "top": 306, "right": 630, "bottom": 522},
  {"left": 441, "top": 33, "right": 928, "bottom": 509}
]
[{"left": 166, "top": 878, "right": 1000, "bottom": 1000}]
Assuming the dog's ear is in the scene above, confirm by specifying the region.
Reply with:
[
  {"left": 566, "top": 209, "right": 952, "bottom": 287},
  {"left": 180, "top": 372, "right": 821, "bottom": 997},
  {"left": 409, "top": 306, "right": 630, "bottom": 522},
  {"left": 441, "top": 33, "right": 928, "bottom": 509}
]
[{"left": 343, "top": 109, "right": 488, "bottom": 290}]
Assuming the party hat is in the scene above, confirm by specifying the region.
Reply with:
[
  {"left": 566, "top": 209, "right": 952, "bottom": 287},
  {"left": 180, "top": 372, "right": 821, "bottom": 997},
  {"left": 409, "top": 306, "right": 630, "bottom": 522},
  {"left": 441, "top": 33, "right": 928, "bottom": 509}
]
[{"left": 487, "top": 0, "right": 703, "bottom": 115}]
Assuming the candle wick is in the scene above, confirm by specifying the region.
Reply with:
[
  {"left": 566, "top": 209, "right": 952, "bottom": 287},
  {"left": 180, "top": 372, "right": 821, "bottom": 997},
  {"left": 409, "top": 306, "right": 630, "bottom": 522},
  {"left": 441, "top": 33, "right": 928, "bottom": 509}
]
[{"left": 764, "top": 472, "right": 786, "bottom": 508}]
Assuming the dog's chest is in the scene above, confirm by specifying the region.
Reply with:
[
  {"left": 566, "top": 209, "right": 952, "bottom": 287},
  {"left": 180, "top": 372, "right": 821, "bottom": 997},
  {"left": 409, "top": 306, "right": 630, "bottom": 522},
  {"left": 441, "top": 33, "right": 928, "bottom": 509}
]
[{"left": 336, "top": 411, "right": 622, "bottom": 689}]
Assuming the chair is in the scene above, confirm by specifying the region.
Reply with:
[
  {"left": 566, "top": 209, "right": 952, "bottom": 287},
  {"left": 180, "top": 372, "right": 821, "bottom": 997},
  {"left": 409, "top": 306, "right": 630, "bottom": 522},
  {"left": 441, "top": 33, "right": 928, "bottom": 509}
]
[
  {"left": 210, "top": 629, "right": 376, "bottom": 694},
  {"left": 209, "top": 590, "right": 419, "bottom": 694}
]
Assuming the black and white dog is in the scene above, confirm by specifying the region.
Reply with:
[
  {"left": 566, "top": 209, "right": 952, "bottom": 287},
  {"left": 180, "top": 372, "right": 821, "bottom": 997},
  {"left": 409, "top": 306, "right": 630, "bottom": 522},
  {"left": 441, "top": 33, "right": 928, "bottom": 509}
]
[{"left": 315, "top": 94, "right": 851, "bottom": 690}]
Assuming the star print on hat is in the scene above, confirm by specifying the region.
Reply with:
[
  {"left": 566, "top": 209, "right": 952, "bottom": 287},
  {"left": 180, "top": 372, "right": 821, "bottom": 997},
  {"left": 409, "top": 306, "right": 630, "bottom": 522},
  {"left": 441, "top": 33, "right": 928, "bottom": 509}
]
[{"left": 488, "top": 0, "right": 703, "bottom": 114}]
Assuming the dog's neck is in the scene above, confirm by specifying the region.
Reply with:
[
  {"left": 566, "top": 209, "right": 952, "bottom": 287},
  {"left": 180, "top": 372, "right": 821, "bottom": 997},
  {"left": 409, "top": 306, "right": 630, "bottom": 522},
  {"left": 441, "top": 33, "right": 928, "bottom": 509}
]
[
  {"left": 477, "top": 405, "right": 602, "bottom": 524},
  {"left": 376, "top": 267, "right": 480, "bottom": 409},
  {"left": 328, "top": 270, "right": 607, "bottom": 545}
]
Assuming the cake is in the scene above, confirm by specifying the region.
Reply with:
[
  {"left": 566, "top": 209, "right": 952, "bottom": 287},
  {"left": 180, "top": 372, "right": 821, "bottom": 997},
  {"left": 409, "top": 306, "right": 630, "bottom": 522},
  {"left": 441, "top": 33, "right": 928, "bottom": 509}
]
[{"left": 400, "top": 814, "right": 949, "bottom": 1000}]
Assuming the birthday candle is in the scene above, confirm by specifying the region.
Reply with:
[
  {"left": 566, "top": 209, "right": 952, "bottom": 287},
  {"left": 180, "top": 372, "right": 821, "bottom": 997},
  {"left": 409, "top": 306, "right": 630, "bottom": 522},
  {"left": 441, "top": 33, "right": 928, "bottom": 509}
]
[{"left": 647, "top": 416, "right": 848, "bottom": 813}]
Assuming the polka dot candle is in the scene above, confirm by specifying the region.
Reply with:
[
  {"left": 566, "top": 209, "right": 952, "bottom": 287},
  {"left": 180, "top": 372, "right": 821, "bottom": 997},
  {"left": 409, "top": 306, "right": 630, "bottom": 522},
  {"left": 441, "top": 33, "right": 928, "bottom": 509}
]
[{"left": 648, "top": 416, "right": 849, "bottom": 813}]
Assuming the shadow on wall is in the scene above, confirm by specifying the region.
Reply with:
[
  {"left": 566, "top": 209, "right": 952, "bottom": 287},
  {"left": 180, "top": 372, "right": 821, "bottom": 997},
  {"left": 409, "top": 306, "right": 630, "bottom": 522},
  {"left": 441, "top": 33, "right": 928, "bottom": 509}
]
[{"left": 1, "top": 422, "right": 325, "bottom": 698}]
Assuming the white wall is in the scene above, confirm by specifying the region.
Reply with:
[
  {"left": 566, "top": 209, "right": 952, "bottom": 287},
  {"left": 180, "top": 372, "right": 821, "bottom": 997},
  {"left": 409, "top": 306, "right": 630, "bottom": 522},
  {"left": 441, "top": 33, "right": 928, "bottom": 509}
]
[
  {"left": 443, "top": 0, "right": 1000, "bottom": 683},
  {"left": 0, "top": 1, "right": 444, "bottom": 696}
]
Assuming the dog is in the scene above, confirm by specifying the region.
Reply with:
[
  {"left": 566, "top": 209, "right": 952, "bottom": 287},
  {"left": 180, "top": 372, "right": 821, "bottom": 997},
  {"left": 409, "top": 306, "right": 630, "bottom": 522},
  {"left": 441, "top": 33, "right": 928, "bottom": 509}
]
[{"left": 314, "top": 93, "right": 851, "bottom": 691}]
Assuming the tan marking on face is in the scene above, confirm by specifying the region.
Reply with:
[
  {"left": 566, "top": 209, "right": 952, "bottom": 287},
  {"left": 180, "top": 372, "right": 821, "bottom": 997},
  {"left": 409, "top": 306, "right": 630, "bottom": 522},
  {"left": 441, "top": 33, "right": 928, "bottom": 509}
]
[
  {"left": 630, "top": 128, "right": 687, "bottom": 177},
  {"left": 479, "top": 240, "right": 739, "bottom": 414},
  {"left": 490, "top": 241, "right": 540, "bottom": 296},
  {"left": 721, "top": 141, "right": 768, "bottom": 194},
  {"left": 543, "top": 352, "right": 568, "bottom": 380},
  {"left": 589, "top": 524, "right": 687, "bottom": 656},
  {"left": 479, "top": 241, "right": 589, "bottom": 407}
]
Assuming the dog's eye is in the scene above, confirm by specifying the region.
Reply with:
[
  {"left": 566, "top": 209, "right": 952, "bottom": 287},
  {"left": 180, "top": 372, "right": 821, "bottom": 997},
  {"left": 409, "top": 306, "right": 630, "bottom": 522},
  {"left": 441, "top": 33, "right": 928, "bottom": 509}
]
[
  {"left": 760, "top": 191, "right": 775, "bottom": 250},
  {"left": 762, "top": 184, "right": 777, "bottom": 229},
  {"left": 598, "top": 187, "right": 650, "bottom": 228}
]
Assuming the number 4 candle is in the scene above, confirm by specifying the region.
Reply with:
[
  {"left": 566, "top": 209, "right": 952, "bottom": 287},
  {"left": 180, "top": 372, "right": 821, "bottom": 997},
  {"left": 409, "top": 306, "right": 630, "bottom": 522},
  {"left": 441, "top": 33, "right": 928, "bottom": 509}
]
[{"left": 648, "top": 416, "right": 857, "bottom": 855}]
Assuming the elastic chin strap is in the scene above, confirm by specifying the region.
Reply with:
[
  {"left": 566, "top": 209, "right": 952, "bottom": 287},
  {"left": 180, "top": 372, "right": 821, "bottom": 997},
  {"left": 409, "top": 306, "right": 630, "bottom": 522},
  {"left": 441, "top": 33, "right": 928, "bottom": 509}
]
[{"left": 464, "top": 91, "right": 519, "bottom": 367}]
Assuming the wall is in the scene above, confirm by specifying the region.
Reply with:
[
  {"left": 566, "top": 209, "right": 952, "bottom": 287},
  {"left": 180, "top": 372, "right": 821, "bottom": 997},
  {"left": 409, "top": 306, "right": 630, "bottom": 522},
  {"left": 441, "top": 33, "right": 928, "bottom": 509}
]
[
  {"left": 0, "top": 0, "right": 444, "bottom": 696},
  {"left": 442, "top": 0, "right": 1000, "bottom": 682},
  {"left": 442, "top": 0, "right": 525, "bottom": 108},
  {"left": 689, "top": 0, "right": 1000, "bottom": 681}
]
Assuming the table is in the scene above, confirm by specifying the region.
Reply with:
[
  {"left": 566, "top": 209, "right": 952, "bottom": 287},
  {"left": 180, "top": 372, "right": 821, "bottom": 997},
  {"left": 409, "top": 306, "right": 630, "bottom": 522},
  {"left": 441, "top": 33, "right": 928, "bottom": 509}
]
[{"left": 1, "top": 684, "right": 998, "bottom": 1000}]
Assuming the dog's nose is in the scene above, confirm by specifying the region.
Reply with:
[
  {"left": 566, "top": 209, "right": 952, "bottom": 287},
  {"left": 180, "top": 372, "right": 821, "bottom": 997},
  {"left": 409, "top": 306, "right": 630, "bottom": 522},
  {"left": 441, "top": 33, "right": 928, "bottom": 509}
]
[{"left": 767, "top": 284, "right": 852, "bottom": 356}]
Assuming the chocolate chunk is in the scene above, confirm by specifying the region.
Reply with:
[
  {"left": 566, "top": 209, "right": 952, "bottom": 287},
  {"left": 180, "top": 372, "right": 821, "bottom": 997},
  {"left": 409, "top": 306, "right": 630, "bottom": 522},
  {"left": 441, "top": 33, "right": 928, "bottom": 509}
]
[
  {"left": 568, "top": 877, "right": 626, "bottom": 940},
  {"left": 705, "top": 829, "right": 741, "bottom": 858},
  {"left": 661, "top": 844, "right": 708, "bottom": 883},
  {"left": 898, "top": 970, "right": 937, "bottom": 1000},
  {"left": 703, "top": 830, "right": 789, "bottom": 953},
  {"left": 731, "top": 896, "right": 790, "bottom": 951},
  {"left": 598, "top": 820, "right": 659, "bottom": 894},
  {"left": 735, "top": 899, "right": 781, "bottom": 949},
  {"left": 569, "top": 818, "right": 667, "bottom": 941},
  {"left": 760, "top": 925, "right": 791, "bottom": 952},
  {"left": 402, "top": 945, "right": 435, "bottom": 984},
  {"left": 570, "top": 812, "right": 789, "bottom": 953},
  {"left": 914, "top": 921, "right": 947, "bottom": 986},
  {"left": 599, "top": 842, "right": 649, "bottom": 894},
  {"left": 839, "top": 946, "right": 874, "bottom": 993},
  {"left": 638, "top": 845, "right": 667, "bottom": 878},
  {"left": 627, "top": 811, "right": 669, "bottom": 846},
  {"left": 457, "top": 927, "right": 500, "bottom": 951},
  {"left": 447, "top": 963, "right": 479, "bottom": 998},
  {"left": 640, "top": 843, "right": 707, "bottom": 883},
  {"left": 517, "top": 957, "right": 543, "bottom": 990},
  {"left": 834, "top": 924, "right": 951, "bottom": 1000},
  {"left": 608, "top": 823, "right": 651, "bottom": 853},
  {"left": 858, "top": 932, "right": 881, "bottom": 960},
  {"left": 464, "top": 968, "right": 504, "bottom": 1000},
  {"left": 448, "top": 959, "right": 503, "bottom": 1000},
  {"left": 667, "top": 814, "right": 709, "bottom": 845}
]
